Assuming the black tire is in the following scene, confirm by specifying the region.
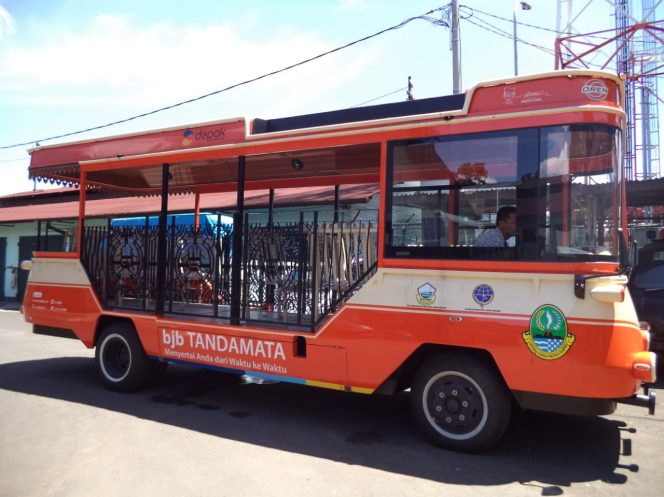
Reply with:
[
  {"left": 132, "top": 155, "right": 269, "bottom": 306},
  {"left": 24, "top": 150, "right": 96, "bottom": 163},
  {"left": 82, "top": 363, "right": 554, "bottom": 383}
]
[
  {"left": 95, "top": 322, "right": 150, "bottom": 392},
  {"left": 410, "top": 353, "right": 511, "bottom": 453}
]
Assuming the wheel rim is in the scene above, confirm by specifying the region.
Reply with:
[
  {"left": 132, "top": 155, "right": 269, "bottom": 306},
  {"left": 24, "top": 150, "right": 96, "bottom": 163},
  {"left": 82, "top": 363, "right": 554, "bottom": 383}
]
[
  {"left": 99, "top": 333, "right": 132, "bottom": 382},
  {"left": 421, "top": 371, "right": 488, "bottom": 441}
]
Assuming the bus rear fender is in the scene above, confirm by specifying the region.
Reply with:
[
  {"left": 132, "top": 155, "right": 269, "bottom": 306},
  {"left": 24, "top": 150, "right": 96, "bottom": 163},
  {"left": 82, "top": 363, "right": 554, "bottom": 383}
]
[
  {"left": 93, "top": 314, "right": 161, "bottom": 357},
  {"left": 374, "top": 344, "right": 504, "bottom": 395},
  {"left": 94, "top": 315, "right": 136, "bottom": 348}
]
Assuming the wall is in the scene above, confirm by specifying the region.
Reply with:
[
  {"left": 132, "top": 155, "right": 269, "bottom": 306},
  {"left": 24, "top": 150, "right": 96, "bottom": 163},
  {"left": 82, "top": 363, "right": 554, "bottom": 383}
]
[
  {"left": 0, "top": 219, "right": 106, "bottom": 299},
  {"left": 0, "top": 221, "right": 38, "bottom": 299}
]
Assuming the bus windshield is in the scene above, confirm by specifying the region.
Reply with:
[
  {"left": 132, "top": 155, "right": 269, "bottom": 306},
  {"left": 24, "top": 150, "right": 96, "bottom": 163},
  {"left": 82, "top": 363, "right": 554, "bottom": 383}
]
[{"left": 385, "top": 124, "right": 620, "bottom": 262}]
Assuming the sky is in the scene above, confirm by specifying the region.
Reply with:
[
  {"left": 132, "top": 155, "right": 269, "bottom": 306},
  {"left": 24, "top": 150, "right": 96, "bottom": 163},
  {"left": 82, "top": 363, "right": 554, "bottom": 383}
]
[{"left": 0, "top": 0, "right": 659, "bottom": 196}]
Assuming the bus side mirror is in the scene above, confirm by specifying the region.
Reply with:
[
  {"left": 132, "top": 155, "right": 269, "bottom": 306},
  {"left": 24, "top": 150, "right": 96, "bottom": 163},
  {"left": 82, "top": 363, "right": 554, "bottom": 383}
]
[
  {"left": 618, "top": 228, "right": 636, "bottom": 276},
  {"left": 629, "top": 240, "right": 638, "bottom": 270},
  {"left": 575, "top": 230, "right": 635, "bottom": 299}
]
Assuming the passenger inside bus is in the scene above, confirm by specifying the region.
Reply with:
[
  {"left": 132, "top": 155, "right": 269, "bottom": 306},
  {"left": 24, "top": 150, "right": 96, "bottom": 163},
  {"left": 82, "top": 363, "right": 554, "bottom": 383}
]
[{"left": 474, "top": 206, "right": 517, "bottom": 247}]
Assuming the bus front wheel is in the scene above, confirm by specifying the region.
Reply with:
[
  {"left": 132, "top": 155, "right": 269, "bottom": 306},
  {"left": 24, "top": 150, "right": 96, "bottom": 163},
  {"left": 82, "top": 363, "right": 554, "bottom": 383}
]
[
  {"left": 95, "top": 322, "right": 150, "bottom": 392},
  {"left": 411, "top": 354, "right": 511, "bottom": 452}
]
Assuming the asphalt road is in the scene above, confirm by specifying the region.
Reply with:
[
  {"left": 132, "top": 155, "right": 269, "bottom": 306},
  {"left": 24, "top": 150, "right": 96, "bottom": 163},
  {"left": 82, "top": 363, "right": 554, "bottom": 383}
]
[{"left": 1, "top": 309, "right": 663, "bottom": 497}]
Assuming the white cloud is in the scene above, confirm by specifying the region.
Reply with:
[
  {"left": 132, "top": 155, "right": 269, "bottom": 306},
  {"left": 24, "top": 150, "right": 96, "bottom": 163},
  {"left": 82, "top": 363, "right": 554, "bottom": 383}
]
[
  {"left": 0, "top": 5, "right": 14, "bottom": 38},
  {"left": 0, "top": 12, "right": 373, "bottom": 118}
]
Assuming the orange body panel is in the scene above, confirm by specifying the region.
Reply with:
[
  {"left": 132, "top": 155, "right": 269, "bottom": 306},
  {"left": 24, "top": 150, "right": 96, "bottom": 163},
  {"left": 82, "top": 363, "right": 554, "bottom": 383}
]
[
  {"left": 22, "top": 278, "right": 647, "bottom": 399},
  {"left": 467, "top": 75, "right": 620, "bottom": 115},
  {"left": 381, "top": 259, "right": 620, "bottom": 275},
  {"left": 32, "top": 252, "right": 79, "bottom": 259},
  {"left": 324, "top": 304, "right": 644, "bottom": 398},
  {"left": 23, "top": 283, "right": 101, "bottom": 347}
]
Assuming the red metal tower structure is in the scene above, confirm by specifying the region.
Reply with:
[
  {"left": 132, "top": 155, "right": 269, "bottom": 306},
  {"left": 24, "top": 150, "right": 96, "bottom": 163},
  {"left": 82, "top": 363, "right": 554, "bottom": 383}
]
[{"left": 555, "top": 1, "right": 664, "bottom": 181}]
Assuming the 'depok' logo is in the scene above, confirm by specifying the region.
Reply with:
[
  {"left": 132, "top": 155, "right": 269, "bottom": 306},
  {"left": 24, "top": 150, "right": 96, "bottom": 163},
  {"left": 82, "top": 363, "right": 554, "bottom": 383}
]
[
  {"left": 182, "top": 127, "right": 226, "bottom": 146},
  {"left": 522, "top": 304, "right": 575, "bottom": 360}
]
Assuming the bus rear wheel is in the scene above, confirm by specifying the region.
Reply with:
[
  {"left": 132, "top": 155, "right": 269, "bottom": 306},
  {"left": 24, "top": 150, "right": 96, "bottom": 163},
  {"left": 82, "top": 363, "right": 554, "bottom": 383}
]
[
  {"left": 411, "top": 354, "right": 510, "bottom": 452},
  {"left": 95, "top": 322, "right": 150, "bottom": 392}
]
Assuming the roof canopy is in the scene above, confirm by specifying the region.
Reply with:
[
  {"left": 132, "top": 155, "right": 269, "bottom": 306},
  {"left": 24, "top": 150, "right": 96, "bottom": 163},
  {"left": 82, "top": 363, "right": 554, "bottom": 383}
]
[
  {"left": 26, "top": 71, "right": 622, "bottom": 195},
  {"left": 83, "top": 142, "right": 382, "bottom": 194},
  {"left": 29, "top": 94, "right": 466, "bottom": 194}
]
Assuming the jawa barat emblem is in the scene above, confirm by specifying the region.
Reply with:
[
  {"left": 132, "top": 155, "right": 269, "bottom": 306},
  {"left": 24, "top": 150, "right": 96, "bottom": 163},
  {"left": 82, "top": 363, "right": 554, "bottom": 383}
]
[
  {"left": 523, "top": 304, "right": 575, "bottom": 360},
  {"left": 416, "top": 283, "right": 436, "bottom": 306}
]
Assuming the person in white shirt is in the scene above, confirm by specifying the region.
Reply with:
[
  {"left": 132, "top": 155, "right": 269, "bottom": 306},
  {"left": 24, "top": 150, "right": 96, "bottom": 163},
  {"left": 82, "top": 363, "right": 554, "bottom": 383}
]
[{"left": 475, "top": 206, "right": 517, "bottom": 247}]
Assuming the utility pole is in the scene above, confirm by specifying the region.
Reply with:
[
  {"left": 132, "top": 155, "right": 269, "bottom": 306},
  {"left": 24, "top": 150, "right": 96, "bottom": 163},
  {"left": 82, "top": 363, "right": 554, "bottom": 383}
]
[
  {"left": 513, "top": 8, "right": 519, "bottom": 76},
  {"left": 513, "top": 2, "right": 532, "bottom": 77},
  {"left": 451, "top": 0, "right": 461, "bottom": 94}
]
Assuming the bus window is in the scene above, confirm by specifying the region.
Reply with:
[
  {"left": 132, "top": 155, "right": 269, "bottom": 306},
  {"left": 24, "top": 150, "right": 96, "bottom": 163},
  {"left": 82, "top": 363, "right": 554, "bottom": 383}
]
[
  {"left": 385, "top": 125, "right": 619, "bottom": 262},
  {"left": 538, "top": 125, "right": 618, "bottom": 259},
  {"left": 386, "top": 129, "right": 528, "bottom": 259}
]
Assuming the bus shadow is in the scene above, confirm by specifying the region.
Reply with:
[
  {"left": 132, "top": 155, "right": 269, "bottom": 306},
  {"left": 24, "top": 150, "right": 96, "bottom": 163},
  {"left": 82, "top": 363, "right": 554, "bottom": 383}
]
[{"left": 0, "top": 357, "right": 637, "bottom": 491}]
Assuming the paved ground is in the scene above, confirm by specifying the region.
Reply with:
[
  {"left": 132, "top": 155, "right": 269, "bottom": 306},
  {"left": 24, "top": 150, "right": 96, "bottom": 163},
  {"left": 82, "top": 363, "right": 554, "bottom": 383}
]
[{"left": 1, "top": 309, "right": 663, "bottom": 497}]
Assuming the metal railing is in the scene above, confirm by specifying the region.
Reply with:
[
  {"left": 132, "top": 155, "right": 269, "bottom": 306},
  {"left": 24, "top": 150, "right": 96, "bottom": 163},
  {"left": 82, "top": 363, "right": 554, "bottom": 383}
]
[{"left": 80, "top": 210, "right": 378, "bottom": 330}]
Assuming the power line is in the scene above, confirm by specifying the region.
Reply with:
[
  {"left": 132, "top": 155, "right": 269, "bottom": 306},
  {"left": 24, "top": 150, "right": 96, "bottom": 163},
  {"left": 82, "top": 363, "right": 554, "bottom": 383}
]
[
  {"left": 0, "top": 6, "right": 449, "bottom": 151},
  {"left": 468, "top": 6, "right": 611, "bottom": 40},
  {"left": 469, "top": 6, "right": 563, "bottom": 35},
  {"left": 467, "top": 15, "right": 609, "bottom": 69},
  {"left": 464, "top": 16, "right": 556, "bottom": 56},
  {"left": 0, "top": 157, "right": 28, "bottom": 164},
  {"left": 468, "top": 15, "right": 556, "bottom": 55},
  {"left": 463, "top": 5, "right": 610, "bottom": 68}
]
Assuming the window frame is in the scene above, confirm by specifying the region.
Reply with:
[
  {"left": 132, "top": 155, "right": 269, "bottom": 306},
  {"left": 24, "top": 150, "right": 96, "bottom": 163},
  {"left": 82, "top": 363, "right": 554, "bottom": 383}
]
[{"left": 383, "top": 125, "right": 620, "bottom": 263}]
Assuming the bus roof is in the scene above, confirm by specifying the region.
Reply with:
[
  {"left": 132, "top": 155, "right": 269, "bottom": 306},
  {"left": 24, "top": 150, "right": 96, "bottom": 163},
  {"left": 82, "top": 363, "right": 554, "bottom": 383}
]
[
  {"left": 27, "top": 70, "right": 622, "bottom": 194},
  {"left": 251, "top": 93, "right": 465, "bottom": 134}
]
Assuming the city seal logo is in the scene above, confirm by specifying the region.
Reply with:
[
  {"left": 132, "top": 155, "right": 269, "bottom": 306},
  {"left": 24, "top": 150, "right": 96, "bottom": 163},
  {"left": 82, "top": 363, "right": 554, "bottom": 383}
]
[
  {"left": 416, "top": 283, "right": 436, "bottom": 306},
  {"left": 472, "top": 284, "right": 494, "bottom": 308},
  {"left": 522, "top": 304, "right": 575, "bottom": 360}
]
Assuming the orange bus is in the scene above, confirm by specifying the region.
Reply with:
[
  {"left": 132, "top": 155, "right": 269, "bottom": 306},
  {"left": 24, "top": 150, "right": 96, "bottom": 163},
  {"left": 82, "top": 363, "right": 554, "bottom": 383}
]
[{"left": 22, "top": 70, "right": 656, "bottom": 452}]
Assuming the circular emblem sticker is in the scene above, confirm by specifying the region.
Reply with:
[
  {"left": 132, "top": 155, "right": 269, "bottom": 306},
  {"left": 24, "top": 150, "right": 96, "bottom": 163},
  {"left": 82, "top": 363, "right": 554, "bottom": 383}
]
[
  {"left": 416, "top": 283, "right": 436, "bottom": 306},
  {"left": 472, "top": 284, "right": 494, "bottom": 307},
  {"left": 581, "top": 79, "right": 608, "bottom": 101},
  {"left": 522, "top": 304, "right": 575, "bottom": 360}
]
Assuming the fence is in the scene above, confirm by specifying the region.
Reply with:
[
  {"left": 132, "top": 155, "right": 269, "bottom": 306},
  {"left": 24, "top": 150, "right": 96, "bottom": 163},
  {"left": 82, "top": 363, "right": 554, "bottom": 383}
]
[{"left": 81, "top": 210, "right": 378, "bottom": 330}]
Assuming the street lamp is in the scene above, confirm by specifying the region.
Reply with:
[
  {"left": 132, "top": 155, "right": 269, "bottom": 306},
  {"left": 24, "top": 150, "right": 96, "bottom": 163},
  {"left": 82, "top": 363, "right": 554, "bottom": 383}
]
[{"left": 513, "top": 1, "right": 532, "bottom": 76}]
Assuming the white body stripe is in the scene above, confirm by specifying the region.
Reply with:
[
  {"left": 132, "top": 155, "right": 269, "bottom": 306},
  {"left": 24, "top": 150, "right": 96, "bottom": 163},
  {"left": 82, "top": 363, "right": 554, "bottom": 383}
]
[
  {"left": 349, "top": 268, "right": 638, "bottom": 324},
  {"left": 28, "top": 258, "right": 92, "bottom": 286}
]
